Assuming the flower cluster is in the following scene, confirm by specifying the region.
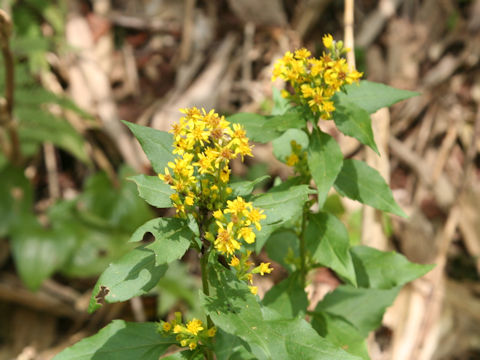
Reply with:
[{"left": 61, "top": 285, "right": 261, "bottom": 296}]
[
  {"left": 286, "top": 140, "right": 307, "bottom": 168},
  {"left": 159, "top": 108, "right": 272, "bottom": 295},
  {"left": 229, "top": 251, "right": 273, "bottom": 294},
  {"left": 272, "top": 34, "right": 362, "bottom": 119},
  {"left": 206, "top": 197, "right": 265, "bottom": 256},
  {"left": 159, "top": 313, "right": 216, "bottom": 350},
  {"left": 159, "top": 107, "right": 253, "bottom": 217}
]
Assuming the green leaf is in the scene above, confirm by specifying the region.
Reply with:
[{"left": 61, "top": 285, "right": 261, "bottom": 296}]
[
  {"left": 333, "top": 100, "right": 378, "bottom": 154},
  {"left": 157, "top": 262, "right": 201, "bottom": 316},
  {"left": 214, "top": 330, "right": 256, "bottom": 360},
  {"left": 315, "top": 285, "right": 399, "bottom": 337},
  {"left": 252, "top": 185, "right": 312, "bottom": 252},
  {"left": 129, "top": 174, "right": 174, "bottom": 208},
  {"left": 264, "top": 113, "right": 305, "bottom": 133},
  {"left": 79, "top": 167, "right": 154, "bottom": 233},
  {"left": 53, "top": 320, "right": 175, "bottom": 360},
  {"left": 48, "top": 199, "right": 134, "bottom": 278},
  {"left": 11, "top": 216, "right": 74, "bottom": 291},
  {"left": 229, "top": 175, "right": 270, "bottom": 198},
  {"left": 336, "top": 81, "right": 419, "bottom": 114},
  {"left": 271, "top": 87, "right": 292, "bottom": 115},
  {"left": 265, "top": 230, "right": 299, "bottom": 273},
  {"left": 307, "top": 129, "right": 344, "bottom": 207},
  {"left": 123, "top": 121, "right": 174, "bottom": 173},
  {"left": 334, "top": 159, "right": 407, "bottom": 218},
  {"left": 88, "top": 245, "right": 167, "bottom": 313},
  {"left": 129, "top": 217, "right": 194, "bottom": 265},
  {"left": 306, "top": 212, "right": 357, "bottom": 286},
  {"left": 227, "top": 113, "right": 277, "bottom": 143},
  {"left": 351, "top": 246, "right": 434, "bottom": 290},
  {"left": 311, "top": 312, "right": 370, "bottom": 360},
  {"left": 202, "top": 268, "right": 361, "bottom": 360},
  {"left": 16, "top": 107, "right": 89, "bottom": 162},
  {"left": 15, "top": 86, "right": 93, "bottom": 120},
  {"left": 0, "top": 166, "right": 33, "bottom": 237},
  {"left": 262, "top": 272, "right": 308, "bottom": 319},
  {"left": 228, "top": 113, "right": 305, "bottom": 143},
  {"left": 272, "top": 128, "right": 309, "bottom": 163}
]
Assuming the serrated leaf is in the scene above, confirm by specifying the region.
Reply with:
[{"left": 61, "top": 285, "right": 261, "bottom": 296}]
[
  {"left": 311, "top": 312, "right": 370, "bottom": 360},
  {"left": 315, "top": 285, "right": 399, "bottom": 337},
  {"left": 306, "top": 212, "right": 357, "bottom": 286},
  {"left": 129, "top": 174, "right": 173, "bottom": 208},
  {"left": 334, "top": 159, "right": 407, "bottom": 218},
  {"left": 53, "top": 320, "right": 175, "bottom": 360},
  {"left": 351, "top": 246, "right": 434, "bottom": 290},
  {"left": 230, "top": 175, "right": 270, "bottom": 197},
  {"left": 252, "top": 185, "right": 312, "bottom": 252},
  {"left": 333, "top": 100, "right": 378, "bottom": 154},
  {"left": 88, "top": 246, "right": 167, "bottom": 313},
  {"left": 202, "top": 268, "right": 361, "bottom": 360},
  {"left": 307, "top": 128, "right": 344, "bottom": 207},
  {"left": 336, "top": 81, "right": 419, "bottom": 114},
  {"left": 272, "top": 128, "right": 309, "bottom": 163},
  {"left": 129, "top": 217, "right": 194, "bottom": 265},
  {"left": 123, "top": 121, "right": 174, "bottom": 173},
  {"left": 262, "top": 272, "right": 307, "bottom": 319}
]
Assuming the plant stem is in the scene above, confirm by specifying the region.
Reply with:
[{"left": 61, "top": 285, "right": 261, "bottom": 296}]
[
  {"left": 0, "top": 10, "right": 20, "bottom": 166},
  {"left": 299, "top": 205, "right": 308, "bottom": 287},
  {"left": 199, "top": 212, "right": 214, "bottom": 360}
]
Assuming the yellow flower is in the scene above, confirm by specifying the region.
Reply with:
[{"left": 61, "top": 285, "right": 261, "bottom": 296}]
[
  {"left": 184, "top": 195, "right": 194, "bottom": 206},
  {"left": 229, "top": 256, "right": 240, "bottom": 267},
  {"left": 173, "top": 324, "right": 184, "bottom": 334},
  {"left": 225, "top": 197, "right": 250, "bottom": 216},
  {"left": 213, "top": 209, "right": 224, "bottom": 220},
  {"left": 322, "top": 34, "right": 333, "bottom": 49},
  {"left": 194, "top": 152, "right": 214, "bottom": 175},
  {"left": 238, "top": 227, "right": 256, "bottom": 244},
  {"left": 294, "top": 48, "right": 311, "bottom": 60},
  {"left": 215, "top": 222, "right": 241, "bottom": 255},
  {"left": 158, "top": 168, "right": 174, "bottom": 185},
  {"left": 247, "top": 208, "right": 266, "bottom": 231},
  {"left": 186, "top": 319, "right": 204, "bottom": 335},
  {"left": 258, "top": 262, "right": 273, "bottom": 276},
  {"left": 170, "top": 193, "right": 180, "bottom": 203},
  {"left": 286, "top": 153, "right": 299, "bottom": 166},
  {"left": 220, "top": 166, "right": 230, "bottom": 183},
  {"left": 207, "top": 327, "right": 217, "bottom": 337},
  {"left": 162, "top": 322, "right": 172, "bottom": 332},
  {"left": 249, "top": 286, "right": 258, "bottom": 295},
  {"left": 189, "top": 341, "right": 197, "bottom": 350}
]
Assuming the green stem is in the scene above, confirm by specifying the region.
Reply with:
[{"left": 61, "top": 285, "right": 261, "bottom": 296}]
[
  {"left": 299, "top": 205, "right": 308, "bottom": 287},
  {"left": 0, "top": 10, "right": 20, "bottom": 166},
  {"left": 198, "top": 212, "right": 214, "bottom": 360}
]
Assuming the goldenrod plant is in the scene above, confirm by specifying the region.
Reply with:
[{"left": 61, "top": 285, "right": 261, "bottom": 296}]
[{"left": 55, "top": 35, "right": 433, "bottom": 360}]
